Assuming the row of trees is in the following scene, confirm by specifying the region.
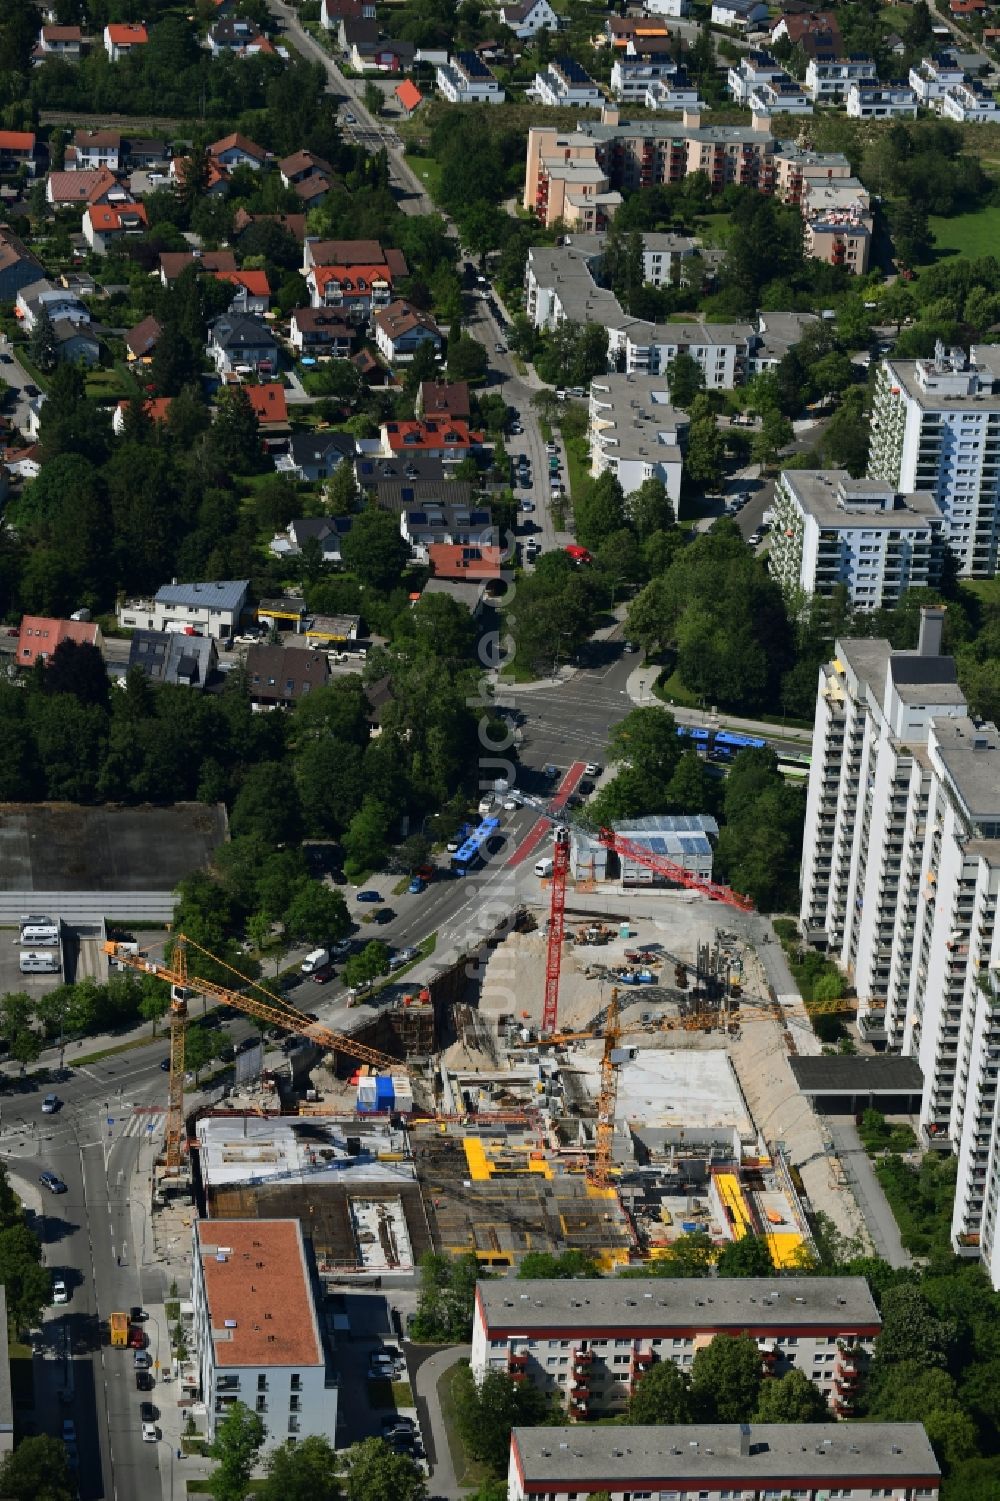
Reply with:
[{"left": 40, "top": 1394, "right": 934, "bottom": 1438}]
[{"left": 208, "top": 1410, "right": 426, "bottom": 1501}]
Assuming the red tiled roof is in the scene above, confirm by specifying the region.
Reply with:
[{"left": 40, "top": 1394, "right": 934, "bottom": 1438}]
[
  {"left": 0, "top": 132, "right": 35, "bottom": 152},
  {"left": 106, "top": 23, "right": 148, "bottom": 43},
  {"left": 311, "top": 263, "right": 392, "bottom": 292},
  {"left": 395, "top": 80, "right": 423, "bottom": 111},
  {"left": 124, "top": 316, "right": 162, "bottom": 358},
  {"left": 196, "top": 1220, "right": 322, "bottom": 1370},
  {"left": 209, "top": 132, "right": 267, "bottom": 162},
  {"left": 47, "top": 168, "right": 121, "bottom": 205},
  {"left": 383, "top": 419, "right": 483, "bottom": 452},
  {"left": 17, "top": 615, "right": 100, "bottom": 669},
  {"left": 427, "top": 543, "right": 502, "bottom": 579},
  {"left": 243, "top": 383, "right": 288, "bottom": 424},
  {"left": 87, "top": 202, "right": 148, "bottom": 232},
  {"left": 215, "top": 269, "right": 270, "bottom": 297},
  {"left": 116, "top": 396, "right": 173, "bottom": 423}
]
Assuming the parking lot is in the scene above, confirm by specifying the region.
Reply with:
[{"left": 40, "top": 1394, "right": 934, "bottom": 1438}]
[{"left": 327, "top": 1288, "right": 424, "bottom": 1462}]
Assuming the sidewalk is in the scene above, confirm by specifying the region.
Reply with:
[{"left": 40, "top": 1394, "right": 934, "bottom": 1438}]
[
  {"left": 411, "top": 1344, "right": 470, "bottom": 1501},
  {"left": 626, "top": 665, "right": 813, "bottom": 744}
]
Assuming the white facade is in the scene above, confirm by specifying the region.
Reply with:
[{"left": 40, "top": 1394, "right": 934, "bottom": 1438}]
[
  {"left": 643, "top": 0, "right": 691, "bottom": 14},
  {"left": 588, "top": 373, "right": 687, "bottom": 503},
  {"left": 644, "top": 76, "right": 705, "bottom": 111},
  {"left": 533, "top": 58, "right": 603, "bottom": 107},
  {"left": 800, "top": 612, "right": 1000, "bottom": 1287},
  {"left": 621, "top": 321, "right": 753, "bottom": 385},
  {"left": 909, "top": 52, "right": 965, "bottom": 105},
  {"left": 805, "top": 56, "right": 878, "bottom": 101},
  {"left": 474, "top": 1276, "right": 879, "bottom": 1417},
  {"left": 846, "top": 82, "right": 918, "bottom": 119},
  {"left": 710, "top": 0, "right": 769, "bottom": 30},
  {"left": 728, "top": 51, "right": 787, "bottom": 104},
  {"left": 641, "top": 234, "right": 697, "bottom": 286},
  {"left": 499, "top": 0, "right": 559, "bottom": 39},
  {"left": 191, "top": 1219, "right": 335, "bottom": 1449},
  {"left": 118, "top": 580, "right": 250, "bottom": 640},
  {"left": 941, "top": 80, "right": 1000, "bottom": 122},
  {"left": 436, "top": 53, "right": 505, "bottom": 104},
  {"left": 611, "top": 56, "right": 682, "bottom": 102},
  {"left": 750, "top": 77, "right": 813, "bottom": 113},
  {"left": 868, "top": 347, "right": 1000, "bottom": 577},
  {"left": 768, "top": 469, "right": 944, "bottom": 609}
]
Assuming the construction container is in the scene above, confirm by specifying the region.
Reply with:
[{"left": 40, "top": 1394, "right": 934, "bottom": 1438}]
[{"left": 375, "top": 1076, "right": 395, "bottom": 1109}]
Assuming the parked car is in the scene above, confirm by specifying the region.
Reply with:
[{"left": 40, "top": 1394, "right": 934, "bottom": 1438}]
[
  {"left": 62, "top": 1420, "right": 76, "bottom": 1445},
  {"left": 141, "top": 1422, "right": 158, "bottom": 1443},
  {"left": 140, "top": 1402, "right": 158, "bottom": 1425},
  {"left": 356, "top": 890, "right": 382, "bottom": 903},
  {"left": 130, "top": 1305, "right": 148, "bottom": 1324},
  {"left": 584, "top": 763, "right": 601, "bottom": 777},
  {"left": 41, "top": 1094, "right": 60, "bottom": 1114},
  {"left": 129, "top": 1327, "right": 147, "bottom": 1350},
  {"left": 331, "top": 938, "right": 353, "bottom": 958},
  {"left": 407, "top": 877, "right": 425, "bottom": 894},
  {"left": 309, "top": 964, "right": 335, "bottom": 984},
  {"left": 520, "top": 500, "right": 535, "bottom": 513},
  {"left": 134, "top": 1350, "right": 152, "bottom": 1370},
  {"left": 372, "top": 907, "right": 395, "bottom": 924},
  {"left": 39, "top": 1171, "right": 67, "bottom": 1194},
  {"left": 52, "top": 1279, "right": 68, "bottom": 1305},
  {"left": 136, "top": 1371, "right": 155, "bottom": 1392}
]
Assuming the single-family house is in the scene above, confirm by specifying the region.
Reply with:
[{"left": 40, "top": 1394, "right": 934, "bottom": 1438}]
[
  {"left": 373, "top": 300, "right": 442, "bottom": 364},
  {"left": 69, "top": 130, "right": 122, "bottom": 171},
  {"left": 126, "top": 137, "right": 169, "bottom": 170},
  {"left": 426, "top": 542, "right": 503, "bottom": 579},
  {"left": 104, "top": 23, "right": 148, "bottom": 60},
  {"left": 395, "top": 80, "right": 424, "bottom": 114},
  {"left": 234, "top": 209, "right": 307, "bottom": 244},
  {"left": 112, "top": 397, "right": 173, "bottom": 434},
  {"left": 278, "top": 150, "right": 334, "bottom": 188},
  {"left": 16, "top": 615, "right": 103, "bottom": 670},
  {"left": 15, "top": 278, "right": 90, "bottom": 332},
  {"left": 208, "top": 17, "right": 275, "bottom": 55},
  {"left": 499, "top": 0, "right": 559, "bottom": 38},
  {"left": 374, "top": 477, "right": 474, "bottom": 513},
  {"left": 4, "top": 446, "right": 42, "bottom": 482},
  {"left": 127, "top": 630, "right": 218, "bottom": 689},
  {"left": 215, "top": 269, "right": 270, "bottom": 315},
  {"left": 303, "top": 238, "right": 409, "bottom": 279},
  {"left": 306, "top": 262, "right": 394, "bottom": 317},
  {"left": 209, "top": 133, "right": 268, "bottom": 171},
  {"left": 293, "top": 174, "right": 333, "bottom": 207},
  {"left": 246, "top": 644, "right": 330, "bottom": 710},
  {"left": 118, "top": 580, "right": 251, "bottom": 640},
  {"left": 401, "top": 503, "right": 496, "bottom": 556},
  {"left": 845, "top": 81, "right": 918, "bottom": 118},
  {"left": 46, "top": 167, "right": 123, "bottom": 208},
  {"left": 243, "top": 382, "right": 289, "bottom": 434},
  {"left": 534, "top": 56, "right": 604, "bottom": 106},
  {"left": 350, "top": 35, "right": 415, "bottom": 72},
  {"left": 208, "top": 313, "right": 279, "bottom": 376},
  {"left": 169, "top": 154, "right": 231, "bottom": 197},
  {"left": 941, "top": 79, "right": 1000, "bottom": 121},
  {"left": 275, "top": 430, "right": 357, "bottom": 482},
  {"left": 35, "top": 26, "right": 83, "bottom": 61},
  {"left": 159, "top": 250, "right": 236, "bottom": 286},
  {"left": 124, "top": 315, "right": 162, "bottom": 364},
  {"left": 770, "top": 11, "right": 842, "bottom": 58},
  {"left": 0, "top": 131, "right": 36, "bottom": 175},
  {"left": 711, "top": 0, "right": 769, "bottom": 28},
  {"left": 320, "top": 0, "right": 376, "bottom": 27},
  {"left": 380, "top": 419, "right": 485, "bottom": 461},
  {"left": 288, "top": 307, "right": 354, "bottom": 355},
  {"left": 273, "top": 515, "right": 354, "bottom": 563},
  {"left": 83, "top": 201, "right": 148, "bottom": 254},
  {"left": 436, "top": 53, "right": 505, "bottom": 104},
  {"left": 417, "top": 380, "right": 471, "bottom": 420},
  {"left": 0, "top": 226, "right": 46, "bottom": 299},
  {"left": 52, "top": 319, "right": 100, "bottom": 366}
]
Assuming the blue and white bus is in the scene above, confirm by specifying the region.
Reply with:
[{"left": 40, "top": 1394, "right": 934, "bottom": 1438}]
[{"left": 450, "top": 817, "right": 500, "bottom": 875}]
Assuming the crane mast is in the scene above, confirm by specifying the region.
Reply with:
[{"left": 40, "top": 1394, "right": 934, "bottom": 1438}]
[{"left": 104, "top": 934, "right": 400, "bottom": 1172}]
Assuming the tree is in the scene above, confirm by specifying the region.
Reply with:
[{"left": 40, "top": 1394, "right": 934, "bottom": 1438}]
[
  {"left": 0, "top": 1221, "right": 52, "bottom": 1331},
  {"left": 629, "top": 476, "right": 675, "bottom": 540},
  {"left": 363, "top": 80, "right": 383, "bottom": 115},
  {"left": 666, "top": 352, "right": 705, "bottom": 409},
  {"left": 754, "top": 1369, "right": 828, "bottom": 1423},
  {"left": 211, "top": 386, "right": 262, "bottom": 473},
  {"left": 690, "top": 1334, "right": 762, "bottom": 1422},
  {"left": 342, "top": 1437, "right": 426, "bottom": 1501},
  {"left": 0, "top": 1435, "right": 74, "bottom": 1501},
  {"left": 751, "top": 409, "right": 793, "bottom": 471},
  {"left": 209, "top": 1401, "right": 266, "bottom": 1501},
  {"left": 452, "top": 1366, "right": 552, "bottom": 1474},
  {"left": 343, "top": 941, "right": 391, "bottom": 990},
  {"left": 259, "top": 1436, "right": 340, "bottom": 1501},
  {"left": 621, "top": 1230, "right": 715, "bottom": 1277},
  {"left": 892, "top": 201, "right": 934, "bottom": 268},
  {"left": 627, "top": 1360, "right": 693, "bottom": 1424},
  {"left": 716, "top": 1234, "right": 774, "bottom": 1278},
  {"left": 447, "top": 335, "right": 488, "bottom": 384},
  {"left": 284, "top": 882, "right": 350, "bottom": 945},
  {"left": 339, "top": 510, "right": 410, "bottom": 590},
  {"left": 874, "top": 1285, "right": 955, "bottom": 1370},
  {"left": 150, "top": 322, "right": 199, "bottom": 397},
  {"left": 29, "top": 306, "right": 58, "bottom": 373},
  {"left": 329, "top": 460, "right": 359, "bottom": 515},
  {"left": 684, "top": 416, "right": 724, "bottom": 492},
  {"left": 410, "top": 1251, "right": 480, "bottom": 1342},
  {"left": 575, "top": 472, "right": 627, "bottom": 551},
  {"left": 230, "top": 762, "right": 302, "bottom": 847},
  {"left": 342, "top": 797, "right": 393, "bottom": 877},
  {"left": 518, "top": 1250, "right": 597, "bottom": 1279}
]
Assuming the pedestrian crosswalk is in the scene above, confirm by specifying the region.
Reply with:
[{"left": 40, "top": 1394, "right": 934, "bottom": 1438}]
[{"left": 113, "top": 1109, "right": 164, "bottom": 1141}]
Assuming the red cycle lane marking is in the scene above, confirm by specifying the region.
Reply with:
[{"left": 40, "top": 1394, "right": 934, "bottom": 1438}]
[{"left": 506, "top": 761, "right": 587, "bottom": 868}]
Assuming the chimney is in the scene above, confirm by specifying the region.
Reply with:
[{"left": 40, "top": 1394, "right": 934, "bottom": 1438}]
[
  {"left": 751, "top": 108, "right": 772, "bottom": 133},
  {"left": 739, "top": 1425, "right": 752, "bottom": 1458},
  {"left": 918, "top": 606, "right": 944, "bottom": 658},
  {"left": 601, "top": 103, "right": 620, "bottom": 127},
  {"left": 682, "top": 107, "right": 702, "bottom": 129}
]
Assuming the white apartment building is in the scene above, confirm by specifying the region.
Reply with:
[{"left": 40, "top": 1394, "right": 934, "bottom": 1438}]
[
  {"left": 588, "top": 373, "right": 688, "bottom": 502},
  {"left": 118, "top": 579, "right": 250, "bottom": 639},
  {"left": 909, "top": 51, "right": 965, "bottom": 106},
  {"left": 846, "top": 82, "right": 918, "bottom": 119},
  {"left": 191, "top": 1219, "right": 335, "bottom": 1448},
  {"left": 620, "top": 320, "right": 754, "bottom": 385},
  {"left": 641, "top": 233, "right": 698, "bottom": 286},
  {"left": 768, "top": 469, "right": 944, "bottom": 609},
  {"left": 611, "top": 55, "right": 684, "bottom": 102},
  {"left": 473, "top": 1277, "right": 880, "bottom": 1418},
  {"left": 868, "top": 345, "right": 1000, "bottom": 577},
  {"left": 436, "top": 52, "right": 505, "bottom": 104},
  {"left": 750, "top": 76, "right": 813, "bottom": 113},
  {"left": 800, "top": 611, "right": 1000, "bottom": 1286},
  {"left": 533, "top": 56, "right": 603, "bottom": 106},
  {"left": 509, "top": 1424, "right": 940, "bottom": 1501},
  {"left": 728, "top": 50, "right": 786, "bottom": 103},
  {"left": 805, "top": 56, "right": 878, "bottom": 101},
  {"left": 941, "top": 79, "right": 1000, "bottom": 122},
  {"left": 644, "top": 75, "right": 705, "bottom": 111}
]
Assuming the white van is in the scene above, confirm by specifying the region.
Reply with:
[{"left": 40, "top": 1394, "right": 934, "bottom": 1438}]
[
  {"left": 20, "top": 951, "right": 61, "bottom": 974},
  {"left": 19, "top": 917, "right": 59, "bottom": 946},
  {"left": 301, "top": 948, "right": 330, "bottom": 975},
  {"left": 478, "top": 796, "right": 495, "bottom": 816},
  {"left": 534, "top": 857, "right": 554, "bottom": 878}
]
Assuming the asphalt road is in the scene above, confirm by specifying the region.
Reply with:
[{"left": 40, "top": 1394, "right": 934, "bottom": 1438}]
[{"left": 0, "top": 336, "right": 42, "bottom": 436}]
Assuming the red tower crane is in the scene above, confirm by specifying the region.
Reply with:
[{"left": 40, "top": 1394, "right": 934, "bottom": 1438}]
[{"left": 537, "top": 803, "right": 753, "bottom": 1036}]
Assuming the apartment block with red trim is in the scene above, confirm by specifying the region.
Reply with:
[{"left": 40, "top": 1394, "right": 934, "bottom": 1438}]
[
  {"left": 508, "top": 1423, "right": 939, "bottom": 1501},
  {"left": 472, "top": 1277, "right": 879, "bottom": 1419}
]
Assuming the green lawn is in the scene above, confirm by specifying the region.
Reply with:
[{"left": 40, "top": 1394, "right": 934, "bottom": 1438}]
[
  {"left": 928, "top": 203, "right": 1000, "bottom": 261},
  {"left": 437, "top": 1362, "right": 493, "bottom": 1489},
  {"left": 84, "top": 366, "right": 135, "bottom": 400},
  {"left": 960, "top": 577, "right": 1000, "bottom": 609},
  {"left": 406, "top": 152, "right": 443, "bottom": 203}
]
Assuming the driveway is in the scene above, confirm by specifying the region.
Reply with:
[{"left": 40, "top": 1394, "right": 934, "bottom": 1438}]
[
  {"left": 410, "top": 1343, "right": 470, "bottom": 1501},
  {"left": 825, "top": 1119, "right": 912, "bottom": 1267}
]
